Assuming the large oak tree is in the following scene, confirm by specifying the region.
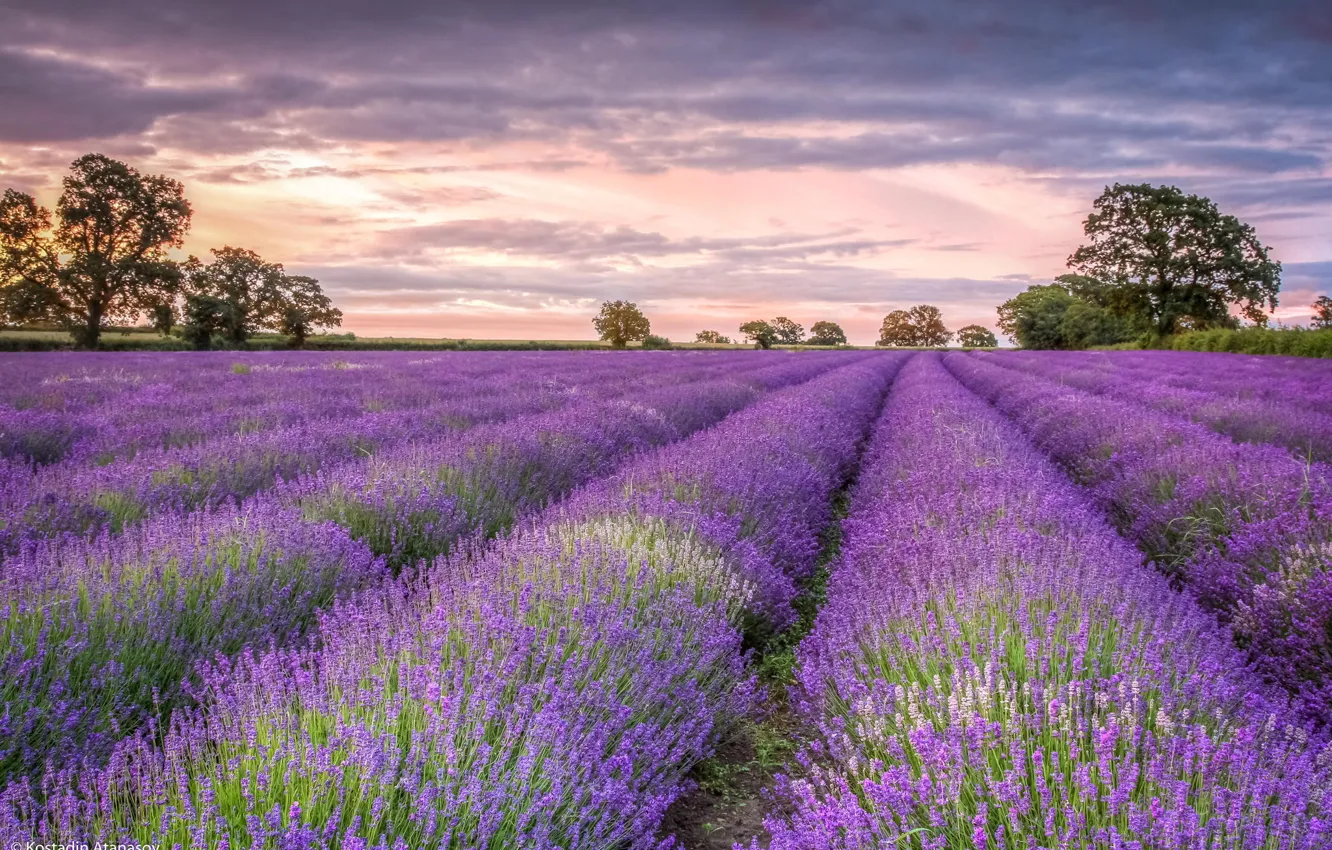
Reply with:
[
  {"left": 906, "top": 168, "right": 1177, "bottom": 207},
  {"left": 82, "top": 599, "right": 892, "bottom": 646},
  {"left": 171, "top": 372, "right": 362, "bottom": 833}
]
[
  {"left": 0, "top": 154, "right": 192, "bottom": 348},
  {"left": 877, "top": 305, "right": 952, "bottom": 347},
  {"left": 592, "top": 299, "right": 651, "bottom": 348},
  {"left": 1067, "top": 183, "right": 1280, "bottom": 336}
]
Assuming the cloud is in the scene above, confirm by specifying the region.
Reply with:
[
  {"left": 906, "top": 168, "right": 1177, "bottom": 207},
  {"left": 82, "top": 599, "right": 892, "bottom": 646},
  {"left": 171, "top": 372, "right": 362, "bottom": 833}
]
[
  {"left": 2, "top": 0, "right": 1328, "bottom": 337},
  {"left": 2, "top": 0, "right": 1327, "bottom": 173},
  {"left": 359, "top": 219, "right": 914, "bottom": 266}
]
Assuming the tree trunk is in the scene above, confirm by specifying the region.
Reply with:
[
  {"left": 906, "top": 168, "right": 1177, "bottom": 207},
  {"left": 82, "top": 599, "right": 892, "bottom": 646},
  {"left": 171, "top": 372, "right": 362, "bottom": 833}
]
[{"left": 77, "top": 300, "right": 103, "bottom": 349}]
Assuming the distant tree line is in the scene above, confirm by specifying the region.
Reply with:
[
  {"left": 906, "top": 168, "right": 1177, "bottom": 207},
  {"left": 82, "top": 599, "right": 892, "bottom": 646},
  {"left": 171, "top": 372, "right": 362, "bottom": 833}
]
[
  {"left": 0, "top": 154, "right": 342, "bottom": 349},
  {"left": 734, "top": 317, "right": 843, "bottom": 348},
  {"left": 997, "top": 183, "right": 1284, "bottom": 350},
  {"left": 592, "top": 301, "right": 999, "bottom": 350}
]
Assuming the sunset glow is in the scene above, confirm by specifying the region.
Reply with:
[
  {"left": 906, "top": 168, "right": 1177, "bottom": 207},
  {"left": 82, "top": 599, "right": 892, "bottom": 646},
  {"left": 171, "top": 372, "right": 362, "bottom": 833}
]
[{"left": 3, "top": 1, "right": 1329, "bottom": 342}]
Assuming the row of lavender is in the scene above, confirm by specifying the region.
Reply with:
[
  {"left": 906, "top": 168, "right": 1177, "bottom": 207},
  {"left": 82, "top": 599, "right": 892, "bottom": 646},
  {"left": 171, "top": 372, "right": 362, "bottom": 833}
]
[
  {"left": 0, "top": 352, "right": 850, "bottom": 786},
  {"left": 0, "top": 352, "right": 778, "bottom": 551},
  {"left": 4, "top": 355, "right": 905, "bottom": 846},
  {"left": 987, "top": 349, "right": 1332, "bottom": 462},
  {"left": 761, "top": 354, "right": 1331, "bottom": 849},
  {"left": 946, "top": 353, "right": 1332, "bottom": 723}
]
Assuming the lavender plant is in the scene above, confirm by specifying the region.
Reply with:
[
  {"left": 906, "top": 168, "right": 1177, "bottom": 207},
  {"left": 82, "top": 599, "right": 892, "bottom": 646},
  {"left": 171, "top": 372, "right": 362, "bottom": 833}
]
[
  {"left": 0, "top": 503, "right": 383, "bottom": 785},
  {"left": 4, "top": 356, "right": 898, "bottom": 846},
  {"left": 990, "top": 350, "right": 1332, "bottom": 462},
  {"left": 760, "top": 354, "right": 1332, "bottom": 850},
  {"left": 946, "top": 351, "right": 1332, "bottom": 722}
]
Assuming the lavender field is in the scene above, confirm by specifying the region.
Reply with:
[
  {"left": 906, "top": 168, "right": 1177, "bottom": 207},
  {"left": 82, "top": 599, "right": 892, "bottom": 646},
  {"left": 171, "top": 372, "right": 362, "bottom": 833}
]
[{"left": 0, "top": 349, "right": 1329, "bottom": 849}]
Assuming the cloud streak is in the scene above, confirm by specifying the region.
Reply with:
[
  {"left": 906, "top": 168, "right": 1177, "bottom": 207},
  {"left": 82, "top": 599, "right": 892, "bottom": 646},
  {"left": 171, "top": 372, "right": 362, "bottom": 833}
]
[{"left": 0, "top": 0, "right": 1328, "bottom": 341}]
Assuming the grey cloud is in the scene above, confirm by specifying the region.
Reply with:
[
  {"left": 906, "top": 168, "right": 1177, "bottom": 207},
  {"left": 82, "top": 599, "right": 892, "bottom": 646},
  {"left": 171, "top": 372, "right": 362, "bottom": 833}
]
[
  {"left": 363, "top": 219, "right": 913, "bottom": 265},
  {"left": 1, "top": 0, "right": 1327, "bottom": 175}
]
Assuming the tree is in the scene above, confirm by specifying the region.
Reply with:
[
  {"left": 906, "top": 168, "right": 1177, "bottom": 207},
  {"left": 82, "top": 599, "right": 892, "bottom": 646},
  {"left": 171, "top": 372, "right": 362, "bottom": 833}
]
[
  {"left": 997, "top": 282, "right": 1136, "bottom": 349},
  {"left": 877, "top": 309, "right": 917, "bottom": 347},
  {"left": 957, "top": 324, "right": 998, "bottom": 348},
  {"left": 149, "top": 302, "right": 175, "bottom": 336},
  {"left": 185, "top": 247, "right": 280, "bottom": 344},
  {"left": 592, "top": 300, "right": 651, "bottom": 348},
  {"left": 0, "top": 154, "right": 192, "bottom": 348},
  {"left": 909, "top": 305, "right": 952, "bottom": 347},
  {"left": 276, "top": 274, "right": 342, "bottom": 346},
  {"left": 739, "top": 320, "right": 777, "bottom": 349},
  {"left": 695, "top": 329, "right": 732, "bottom": 344},
  {"left": 877, "top": 306, "right": 952, "bottom": 347},
  {"left": 997, "top": 285, "right": 1075, "bottom": 349},
  {"left": 807, "top": 320, "right": 847, "bottom": 346},
  {"left": 771, "top": 316, "right": 804, "bottom": 345},
  {"left": 1067, "top": 183, "right": 1281, "bottom": 337},
  {"left": 181, "top": 294, "right": 238, "bottom": 350},
  {"left": 185, "top": 248, "right": 341, "bottom": 345},
  {"left": 1312, "top": 296, "right": 1332, "bottom": 330}
]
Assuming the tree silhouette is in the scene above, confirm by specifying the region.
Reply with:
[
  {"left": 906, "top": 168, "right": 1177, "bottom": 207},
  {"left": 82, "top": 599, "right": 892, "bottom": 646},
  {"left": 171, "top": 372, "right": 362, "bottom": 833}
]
[
  {"left": 770, "top": 316, "right": 804, "bottom": 345},
  {"left": 185, "top": 248, "right": 341, "bottom": 345},
  {"left": 1312, "top": 296, "right": 1332, "bottom": 330},
  {"left": 0, "top": 154, "right": 192, "bottom": 348}
]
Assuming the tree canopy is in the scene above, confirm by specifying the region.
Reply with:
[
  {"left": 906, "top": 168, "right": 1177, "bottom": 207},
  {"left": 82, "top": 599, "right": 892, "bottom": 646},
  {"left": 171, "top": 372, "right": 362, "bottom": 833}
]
[
  {"left": 770, "top": 316, "right": 804, "bottom": 345},
  {"left": 1067, "top": 183, "right": 1280, "bottom": 337},
  {"left": 807, "top": 320, "right": 846, "bottom": 346},
  {"left": 739, "top": 319, "right": 777, "bottom": 349},
  {"left": 997, "top": 279, "right": 1138, "bottom": 350},
  {"left": 592, "top": 300, "right": 651, "bottom": 348},
  {"left": 877, "top": 305, "right": 952, "bottom": 347},
  {"left": 877, "top": 310, "right": 915, "bottom": 347},
  {"left": 1312, "top": 296, "right": 1332, "bottom": 330},
  {"left": 183, "top": 247, "right": 341, "bottom": 347},
  {"left": 956, "top": 324, "right": 998, "bottom": 348},
  {"left": 0, "top": 154, "right": 192, "bottom": 348},
  {"left": 694, "top": 329, "right": 732, "bottom": 344}
]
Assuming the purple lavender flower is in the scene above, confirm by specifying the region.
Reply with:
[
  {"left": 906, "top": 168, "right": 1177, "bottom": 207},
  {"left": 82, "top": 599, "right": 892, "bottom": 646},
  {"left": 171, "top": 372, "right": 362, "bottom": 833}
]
[{"left": 761, "top": 354, "right": 1332, "bottom": 850}]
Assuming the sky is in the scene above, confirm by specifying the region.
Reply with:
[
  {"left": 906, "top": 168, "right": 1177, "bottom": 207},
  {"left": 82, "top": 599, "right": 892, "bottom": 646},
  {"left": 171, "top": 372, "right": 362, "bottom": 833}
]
[{"left": 1, "top": 0, "right": 1330, "bottom": 344}]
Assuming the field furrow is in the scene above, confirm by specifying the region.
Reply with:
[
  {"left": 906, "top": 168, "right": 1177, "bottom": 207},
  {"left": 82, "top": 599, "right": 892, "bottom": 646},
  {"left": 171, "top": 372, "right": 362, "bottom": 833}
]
[
  {"left": 759, "top": 353, "right": 1330, "bottom": 849},
  {"left": 945, "top": 351, "right": 1332, "bottom": 722},
  {"left": 2, "top": 355, "right": 903, "bottom": 847}
]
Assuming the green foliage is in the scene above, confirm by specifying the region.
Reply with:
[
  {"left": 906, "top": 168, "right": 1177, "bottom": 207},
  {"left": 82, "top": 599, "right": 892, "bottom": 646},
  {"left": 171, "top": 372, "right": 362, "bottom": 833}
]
[
  {"left": 770, "top": 316, "right": 804, "bottom": 345},
  {"left": 181, "top": 294, "right": 238, "bottom": 350},
  {"left": 877, "top": 305, "right": 951, "bottom": 347},
  {"left": 739, "top": 319, "right": 777, "bottom": 349},
  {"left": 997, "top": 282, "right": 1137, "bottom": 350},
  {"left": 807, "top": 320, "right": 847, "bottom": 346},
  {"left": 1160, "top": 325, "right": 1332, "bottom": 358},
  {"left": 1312, "top": 295, "right": 1332, "bottom": 330},
  {"left": 592, "top": 299, "right": 651, "bottom": 348},
  {"left": 694, "top": 329, "right": 732, "bottom": 344},
  {"left": 149, "top": 302, "right": 175, "bottom": 336},
  {"left": 0, "top": 155, "right": 192, "bottom": 348},
  {"left": 184, "top": 248, "right": 341, "bottom": 345},
  {"left": 956, "top": 324, "right": 998, "bottom": 348},
  {"left": 641, "top": 334, "right": 672, "bottom": 350},
  {"left": 1067, "top": 183, "right": 1281, "bottom": 336}
]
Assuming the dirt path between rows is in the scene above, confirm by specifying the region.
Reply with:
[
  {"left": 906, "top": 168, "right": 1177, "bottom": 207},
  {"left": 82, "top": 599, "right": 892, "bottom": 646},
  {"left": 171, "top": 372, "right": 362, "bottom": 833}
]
[{"left": 659, "top": 491, "right": 850, "bottom": 849}]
